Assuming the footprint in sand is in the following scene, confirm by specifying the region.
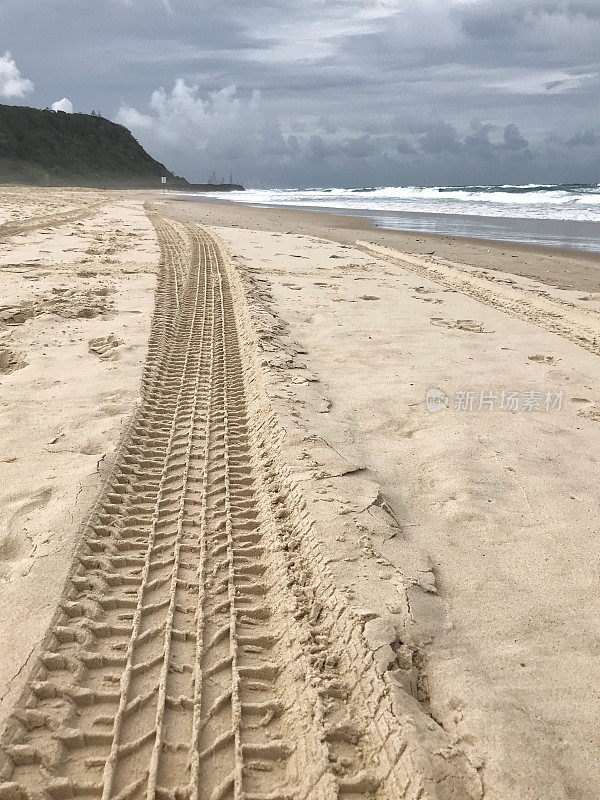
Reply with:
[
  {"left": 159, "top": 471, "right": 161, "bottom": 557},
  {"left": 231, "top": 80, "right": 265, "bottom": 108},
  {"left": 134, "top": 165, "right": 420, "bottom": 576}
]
[
  {"left": 528, "top": 354, "right": 557, "bottom": 365},
  {"left": 0, "top": 347, "right": 28, "bottom": 374},
  {"left": 78, "top": 436, "right": 107, "bottom": 456},
  {"left": 455, "top": 319, "right": 488, "bottom": 332},
  {"left": 0, "top": 486, "right": 53, "bottom": 579},
  {"left": 430, "top": 317, "right": 489, "bottom": 333},
  {"left": 99, "top": 401, "right": 131, "bottom": 417},
  {"left": 430, "top": 317, "right": 452, "bottom": 329},
  {"left": 413, "top": 286, "right": 435, "bottom": 295},
  {"left": 0, "top": 305, "right": 36, "bottom": 325},
  {"left": 412, "top": 295, "right": 442, "bottom": 304},
  {"left": 98, "top": 389, "right": 131, "bottom": 417},
  {"left": 314, "top": 282, "right": 339, "bottom": 291},
  {"left": 88, "top": 334, "right": 123, "bottom": 360},
  {"left": 577, "top": 407, "right": 600, "bottom": 421}
]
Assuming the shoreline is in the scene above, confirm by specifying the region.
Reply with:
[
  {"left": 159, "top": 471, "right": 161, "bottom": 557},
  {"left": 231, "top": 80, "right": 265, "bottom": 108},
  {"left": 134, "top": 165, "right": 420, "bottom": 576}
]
[
  {"left": 1, "top": 187, "right": 599, "bottom": 799},
  {"left": 160, "top": 195, "right": 600, "bottom": 292},
  {"left": 170, "top": 192, "right": 600, "bottom": 256},
  {"left": 196, "top": 212, "right": 600, "bottom": 800}
]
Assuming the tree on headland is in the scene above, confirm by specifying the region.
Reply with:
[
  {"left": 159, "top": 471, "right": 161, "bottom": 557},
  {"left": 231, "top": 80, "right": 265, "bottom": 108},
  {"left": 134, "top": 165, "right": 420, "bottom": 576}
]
[{"left": 0, "top": 103, "right": 187, "bottom": 187}]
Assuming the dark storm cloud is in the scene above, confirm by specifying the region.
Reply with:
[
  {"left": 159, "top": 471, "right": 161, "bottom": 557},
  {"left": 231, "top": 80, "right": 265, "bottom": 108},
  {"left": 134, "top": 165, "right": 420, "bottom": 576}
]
[
  {"left": 342, "top": 135, "right": 376, "bottom": 159},
  {"left": 396, "top": 139, "right": 416, "bottom": 155},
  {"left": 421, "top": 123, "right": 463, "bottom": 155},
  {"left": 566, "top": 130, "right": 600, "bottom": 146},
  {"left": 1, "top": 0, "right": 598, "bottom": 185},
  {"left": 502, "top": 124, "right": 530, "bottom": 152}
]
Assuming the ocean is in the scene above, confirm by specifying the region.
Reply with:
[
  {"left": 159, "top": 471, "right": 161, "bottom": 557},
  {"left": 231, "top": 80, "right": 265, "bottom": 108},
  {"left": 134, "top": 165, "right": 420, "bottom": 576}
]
[{"left": 179, "top": 183, "right": 600, "bottom": 254}]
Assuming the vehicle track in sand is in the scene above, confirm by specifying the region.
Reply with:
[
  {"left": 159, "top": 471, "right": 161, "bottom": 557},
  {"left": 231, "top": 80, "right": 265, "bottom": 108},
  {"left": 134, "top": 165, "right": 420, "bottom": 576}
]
[
  {"left": 0, "top": 215, "right": 481, "bottom": 800},
  {"left": 356, "top": 241, "right": 600, "bottom": 357},
  {"left": 0, "top": 202, "right": 106, "bottom": 240}
]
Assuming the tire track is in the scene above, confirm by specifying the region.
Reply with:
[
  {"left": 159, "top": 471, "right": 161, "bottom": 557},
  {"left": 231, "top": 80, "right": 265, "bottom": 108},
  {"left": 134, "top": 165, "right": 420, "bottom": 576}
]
[
  {"left": 0, "top": 218, "right": 482, "bottom": 800},
  {"left": 0, "top": 222, "right": 303, "bottom": 800},
  {"left": 356, "top": 241, "right": 600, "bottom": 357},
  {"left": 0, "top": 202, "right": 106, "bottom": 240}
]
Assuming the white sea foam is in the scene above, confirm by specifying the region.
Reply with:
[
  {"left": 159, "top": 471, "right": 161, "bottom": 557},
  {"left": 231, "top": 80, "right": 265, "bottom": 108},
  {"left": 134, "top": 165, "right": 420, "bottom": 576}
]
[{"left": 181, "top": 184, "right": 600, "bottom": 222}]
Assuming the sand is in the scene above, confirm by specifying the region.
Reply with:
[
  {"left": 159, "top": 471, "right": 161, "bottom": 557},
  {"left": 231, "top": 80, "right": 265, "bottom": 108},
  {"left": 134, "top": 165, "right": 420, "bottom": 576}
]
[
  {"left": 162, "top": 196, "right": 600, "bottom": 292},
  {"left": 0, "top": 187, "right": 598, "bottom": 800},
  {"left": 0, "top": 188, "right": 158, "bottom": 721},
  {"left": 161, "top": 196, "right": 600, "bottom": 799}
]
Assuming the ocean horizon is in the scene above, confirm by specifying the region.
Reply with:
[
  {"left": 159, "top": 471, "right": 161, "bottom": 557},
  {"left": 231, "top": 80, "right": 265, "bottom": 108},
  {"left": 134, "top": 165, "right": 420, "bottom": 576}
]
[{"left": 178, "top": 183, "right": 600, "bottom": 254}]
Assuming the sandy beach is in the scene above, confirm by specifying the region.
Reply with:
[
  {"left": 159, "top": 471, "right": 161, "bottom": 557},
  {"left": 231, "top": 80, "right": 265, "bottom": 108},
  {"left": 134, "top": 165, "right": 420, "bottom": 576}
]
[
  {"left": 1, "top": 187, "right": 599, "bottom": 800},
  {"left": 0, "top": 188, "right": 158, "bottom": 719}
]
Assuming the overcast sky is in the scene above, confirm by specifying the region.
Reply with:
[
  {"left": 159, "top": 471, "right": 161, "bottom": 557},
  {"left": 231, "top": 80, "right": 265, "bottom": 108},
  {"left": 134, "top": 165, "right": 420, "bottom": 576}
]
[{"left": 1, "top": 0, "right": 599, "bottom": 186}]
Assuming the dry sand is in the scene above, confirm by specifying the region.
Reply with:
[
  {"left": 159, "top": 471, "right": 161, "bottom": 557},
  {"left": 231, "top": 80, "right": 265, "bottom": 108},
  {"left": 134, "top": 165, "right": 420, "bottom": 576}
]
[
  {"left": 162, "top": 197, "right": 600, "bottom": 799},
  {"left": 0, "top": 188, "right": 158, "bottom": 720},
  {"left": 0, "top": 188, "right": 598, "bottom": 800},
  {"left": 162, "top": 196, "right": 600, "bottom": 292}
]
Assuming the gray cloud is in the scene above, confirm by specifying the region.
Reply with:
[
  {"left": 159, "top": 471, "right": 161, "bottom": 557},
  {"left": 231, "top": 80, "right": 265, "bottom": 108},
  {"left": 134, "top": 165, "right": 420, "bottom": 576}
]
[
  {"left": 1, "top": 0, "right": 599, "bottom": 185},
  {"left": 566, "top": 130, "right": 600, "bottom": 146},
  {"left": 421, "top": 123, "right": 463, "bottom": 155},
  {"left": 342, "top": 135, "right": 376, "bottom": 159},
  {"left": 396, "top": 138, "right": 416, "bottom": 155},
  {"left": 501, "top": 124, "right": 529, "bottom": 153}
]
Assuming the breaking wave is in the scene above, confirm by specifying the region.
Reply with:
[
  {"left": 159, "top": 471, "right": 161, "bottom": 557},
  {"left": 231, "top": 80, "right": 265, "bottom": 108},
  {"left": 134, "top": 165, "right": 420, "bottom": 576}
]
[{"left": 184, "top": 183, "right": 600, "bottom": 222}]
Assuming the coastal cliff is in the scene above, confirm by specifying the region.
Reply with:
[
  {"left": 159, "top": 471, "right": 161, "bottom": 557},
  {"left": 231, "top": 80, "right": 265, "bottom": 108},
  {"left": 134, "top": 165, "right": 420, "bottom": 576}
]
[{"left": 0, "top": 104, "right": 243, "bottom": 191}]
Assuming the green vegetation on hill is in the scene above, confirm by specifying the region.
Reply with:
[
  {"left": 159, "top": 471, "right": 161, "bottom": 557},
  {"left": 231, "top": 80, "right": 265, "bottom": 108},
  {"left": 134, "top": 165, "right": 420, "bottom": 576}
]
[{"left": 0, "top": 104, "right": 187, "bottom": 188}]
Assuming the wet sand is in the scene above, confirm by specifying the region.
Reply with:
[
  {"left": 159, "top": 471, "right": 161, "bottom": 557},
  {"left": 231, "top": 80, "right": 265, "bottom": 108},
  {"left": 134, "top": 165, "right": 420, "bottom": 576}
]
[{"left": 162, "top": 195, "right": 600, "bottom": 292}]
